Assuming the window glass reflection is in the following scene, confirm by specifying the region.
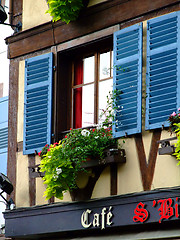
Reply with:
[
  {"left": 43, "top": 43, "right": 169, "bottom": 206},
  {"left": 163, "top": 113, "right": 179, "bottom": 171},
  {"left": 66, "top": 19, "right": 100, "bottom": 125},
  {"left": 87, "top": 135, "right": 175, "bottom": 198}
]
[
  {"left": 98, "top": 79, "right": 113, "bottom": 123},
  {"left": 83, "top": 56, "right": 95, "bottom": 84},
  {"left": 100, "top": 51, "right": 110, "bottom": 80}
]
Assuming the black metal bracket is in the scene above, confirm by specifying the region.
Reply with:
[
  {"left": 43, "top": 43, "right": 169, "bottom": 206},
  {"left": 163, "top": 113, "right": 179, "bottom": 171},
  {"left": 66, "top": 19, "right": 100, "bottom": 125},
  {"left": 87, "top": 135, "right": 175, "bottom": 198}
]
[
  {"left": 157, "top": 137, "right": 177, "bottom": 155},
  {"left": 28, "top": 165, "right": 45, "bottom": 178}
]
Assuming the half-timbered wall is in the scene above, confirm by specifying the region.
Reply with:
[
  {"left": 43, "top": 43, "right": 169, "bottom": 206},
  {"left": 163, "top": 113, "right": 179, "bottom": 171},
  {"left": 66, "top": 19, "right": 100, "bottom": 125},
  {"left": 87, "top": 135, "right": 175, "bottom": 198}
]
[{"left": 6, "top": 0, "right": 180, "bottom": 209}]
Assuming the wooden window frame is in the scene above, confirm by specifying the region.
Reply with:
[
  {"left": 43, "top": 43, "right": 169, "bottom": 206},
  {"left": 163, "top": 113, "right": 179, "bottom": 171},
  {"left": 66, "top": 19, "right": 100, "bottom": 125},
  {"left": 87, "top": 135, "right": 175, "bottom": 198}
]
[
  {"left": 56, "top": 37, "right": 113, "bottom": 140},
  {"left": 71, "top": 49, "right": 113, "bottom": 128}
]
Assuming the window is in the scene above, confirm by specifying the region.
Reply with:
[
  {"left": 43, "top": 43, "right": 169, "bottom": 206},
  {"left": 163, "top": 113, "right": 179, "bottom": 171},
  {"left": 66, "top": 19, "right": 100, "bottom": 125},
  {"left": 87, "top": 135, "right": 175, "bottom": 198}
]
[
  {"left": 72, "top": 50, "right": 113, "bottom": 129},
  {"left": 23, "top": 11, "right": 180, "bottom": 155}
]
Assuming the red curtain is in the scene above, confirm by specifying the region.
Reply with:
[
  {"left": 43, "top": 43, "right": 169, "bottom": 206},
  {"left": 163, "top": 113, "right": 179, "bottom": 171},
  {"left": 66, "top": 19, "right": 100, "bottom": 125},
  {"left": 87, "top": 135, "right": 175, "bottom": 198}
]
[{"left": 73, "top": 59, "right": 83, "bottom": 129}]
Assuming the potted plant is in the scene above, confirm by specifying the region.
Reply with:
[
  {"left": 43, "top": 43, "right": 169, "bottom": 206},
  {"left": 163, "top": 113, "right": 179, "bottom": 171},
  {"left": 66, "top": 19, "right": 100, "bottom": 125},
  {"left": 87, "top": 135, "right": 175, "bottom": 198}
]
[
  {"left": 38, "top": 90, "right": 124, "bottom": 200},
  {"left": 46, "top": 0, "right": 89, "bottom": 24}
]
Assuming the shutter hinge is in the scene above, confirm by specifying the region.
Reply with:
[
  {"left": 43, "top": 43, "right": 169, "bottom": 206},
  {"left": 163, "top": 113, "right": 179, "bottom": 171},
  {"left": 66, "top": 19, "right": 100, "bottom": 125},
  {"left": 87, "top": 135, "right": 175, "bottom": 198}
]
[{"left": 53, "top": 66, "right": 57, "bottom": 71}]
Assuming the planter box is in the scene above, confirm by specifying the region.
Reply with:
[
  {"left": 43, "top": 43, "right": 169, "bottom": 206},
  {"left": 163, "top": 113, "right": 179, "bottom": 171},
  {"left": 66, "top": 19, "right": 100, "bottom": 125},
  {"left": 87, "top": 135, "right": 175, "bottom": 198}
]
[
  {"left": 29, "top": 149, "right": 126, "bottom": 178},
  {"left": 81, "top": 149, "right": 126, "bottom": 168}
]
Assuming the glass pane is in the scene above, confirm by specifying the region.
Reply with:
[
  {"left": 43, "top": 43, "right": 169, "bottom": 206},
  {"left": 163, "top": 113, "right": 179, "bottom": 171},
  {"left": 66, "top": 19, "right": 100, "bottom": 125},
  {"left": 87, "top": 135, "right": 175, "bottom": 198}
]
[
  {"left": 82, "top": 84, "right": 94, "bottom": 127},
  {"left": 83, "top": 56, "right": 94, "bottom": 84},
  {"left": 100, "top": 51, "right": 110, "bottom": 80},
  {"left": 98, "top": 79, "right": 113, "bottom": 123}
]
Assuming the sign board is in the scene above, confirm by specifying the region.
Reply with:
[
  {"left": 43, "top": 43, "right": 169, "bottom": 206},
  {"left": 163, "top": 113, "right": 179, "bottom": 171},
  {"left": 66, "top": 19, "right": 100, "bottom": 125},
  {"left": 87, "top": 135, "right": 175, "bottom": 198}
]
[{"left": 4, "top": 188, "right": 180, "bottom": 238}]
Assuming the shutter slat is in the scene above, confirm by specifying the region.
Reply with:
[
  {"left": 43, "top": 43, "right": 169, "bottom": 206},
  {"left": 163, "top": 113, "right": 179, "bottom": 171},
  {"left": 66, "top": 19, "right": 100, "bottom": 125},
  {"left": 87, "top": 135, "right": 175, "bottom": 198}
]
[
  {"left": 113, "top": 23, "right": 142, "bottom": 138},
  {"left": 146, "top": 12, "right": 180, "bottom": 130},
  {"left": 23, "top": 53, "right": 53, "bottom": 155}
]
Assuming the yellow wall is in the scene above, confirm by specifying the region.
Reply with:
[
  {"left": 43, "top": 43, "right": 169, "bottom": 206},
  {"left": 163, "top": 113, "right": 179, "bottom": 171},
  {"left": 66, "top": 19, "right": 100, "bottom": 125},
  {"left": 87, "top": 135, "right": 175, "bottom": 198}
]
[
  {"left": 152, "top": 131, "right": 180, "bottom": 189},
  {"left": 22, "top": 0, "right": 51, "bottom": 30},
  {"left": 16, "top": 152, "right": 29, "bottom": 207}
]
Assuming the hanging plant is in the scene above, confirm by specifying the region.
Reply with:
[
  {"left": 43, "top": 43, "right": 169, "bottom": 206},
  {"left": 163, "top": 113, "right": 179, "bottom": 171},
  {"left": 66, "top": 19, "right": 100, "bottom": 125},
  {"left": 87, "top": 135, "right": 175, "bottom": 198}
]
[
  {"left": 39, "top": 127, "right": 119, "bottom": 200},
  {"left": 173, "top": 123, "right": 180, "bottom": 162},
  {"left": 38, "top": 90, "right": 124, "bottom": 200},
  {"left": 46, "top": 0, "right": 88, "bottom": 24}
]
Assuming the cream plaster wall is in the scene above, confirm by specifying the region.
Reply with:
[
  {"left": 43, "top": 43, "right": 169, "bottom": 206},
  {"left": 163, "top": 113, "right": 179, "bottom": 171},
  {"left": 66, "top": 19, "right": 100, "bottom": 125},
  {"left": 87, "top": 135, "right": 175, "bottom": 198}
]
[
  {"left": 22, "top": 0, "right": 107, "bottom": 30},
  {"left": 152, "top": 130, "right": 180, "bottom": 189},
  {"left": 16, "top": 152, "right": 29, "bottom": 207},
  {"left": 35, "top": 156, "right": 48, "bottom": 205},
  {"left": 17, "top": 61, "right": 25, "bottom": 143},
  {"left": 22, "top": 0, "right": 51, "bottom": 31},
  {"left": 16, "top": 60, "right": 30, "bottom": 207},
  {"left": 117, "top": 138, "right": 143, "bottom": 195},
  {"left": 92, "top": 167, "right": 110, "bottom": 198}
]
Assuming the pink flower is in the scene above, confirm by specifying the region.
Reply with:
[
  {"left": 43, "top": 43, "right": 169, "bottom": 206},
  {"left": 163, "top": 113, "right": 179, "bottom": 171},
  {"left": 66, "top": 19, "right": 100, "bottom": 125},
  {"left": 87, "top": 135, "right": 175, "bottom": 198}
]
[
  {"left": 171, "top": 112, "right": 176, "bottom": 117},
  {"left": 178, "top": 107, "right": 180, "bottom": 111},
  {"left": 47, "top": 148, "right": 50, "bottom": 152}
]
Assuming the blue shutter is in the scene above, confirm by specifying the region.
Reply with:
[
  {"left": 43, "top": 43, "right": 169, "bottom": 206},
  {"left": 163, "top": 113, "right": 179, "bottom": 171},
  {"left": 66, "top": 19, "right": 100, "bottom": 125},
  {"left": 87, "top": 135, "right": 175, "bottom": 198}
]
[
  {"left": 0, "top": 96, "right": 8, "bottom": 174},
  {"left": 23, "top": 53, "right": 53, "bottom": 155},
  {"left": 113, "top": 23, "right": 142, "bottom": 138},
  {"left": 146, "top": 11, "right": 180, "bottom": 130}
]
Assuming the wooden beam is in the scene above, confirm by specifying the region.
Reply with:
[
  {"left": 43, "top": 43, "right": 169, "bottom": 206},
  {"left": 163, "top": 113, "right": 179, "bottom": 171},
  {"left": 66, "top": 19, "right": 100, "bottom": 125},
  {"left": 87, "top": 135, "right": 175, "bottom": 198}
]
[
  {"left": 5, "top": 0, "right": 180, "bottom": 59},
  {"left": 7, "top": 60, "right": 19, "bottom": 202}
]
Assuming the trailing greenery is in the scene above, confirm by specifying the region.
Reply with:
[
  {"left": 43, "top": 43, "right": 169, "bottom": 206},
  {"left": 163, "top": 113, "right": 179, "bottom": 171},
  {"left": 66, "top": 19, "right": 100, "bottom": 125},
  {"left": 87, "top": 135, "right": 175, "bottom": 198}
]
[
  {"left": 173, "top": 123, "right": 180, "bottom": 163},
  {"left": 46, "top": 0, "right": 84, "bottom": 24},
  {"left": 39, "top": 90, "right": 123, "bottom": 200}
]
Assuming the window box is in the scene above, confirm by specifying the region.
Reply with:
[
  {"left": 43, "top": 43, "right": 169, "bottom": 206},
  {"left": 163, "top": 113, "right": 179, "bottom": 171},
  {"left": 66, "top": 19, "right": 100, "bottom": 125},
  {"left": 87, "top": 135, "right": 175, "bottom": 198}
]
[{"left": 81, "top": 148, "right": 126, "bottom": 168}]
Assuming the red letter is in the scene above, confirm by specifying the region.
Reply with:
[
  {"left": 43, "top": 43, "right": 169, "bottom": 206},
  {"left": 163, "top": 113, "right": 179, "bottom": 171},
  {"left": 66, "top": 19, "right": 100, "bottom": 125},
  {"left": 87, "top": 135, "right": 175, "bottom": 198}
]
[
  {"left": 157, "top": 198, "right": 174, "bottom": 223},
  {"left": 133, "top": 202, "right": 149, "bottom": 223},
  {"left": 175, "top": 197, "right": 179, "bottom": 218}
]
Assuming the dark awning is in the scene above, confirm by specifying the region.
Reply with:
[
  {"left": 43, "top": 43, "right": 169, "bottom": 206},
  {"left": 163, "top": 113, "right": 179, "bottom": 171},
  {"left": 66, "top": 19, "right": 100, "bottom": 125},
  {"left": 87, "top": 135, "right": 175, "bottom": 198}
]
[{"left": 4, "top": 187, "right": 180, "bottom": 239}]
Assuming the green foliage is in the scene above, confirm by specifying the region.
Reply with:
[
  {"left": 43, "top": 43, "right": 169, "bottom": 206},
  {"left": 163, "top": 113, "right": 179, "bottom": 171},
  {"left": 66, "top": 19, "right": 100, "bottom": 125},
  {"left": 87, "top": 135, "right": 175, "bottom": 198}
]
[
  {"left": 46, "top": 0, "right": 84, "bottom": 24},
  {"left": 39, "top": 127, "right": 119, "bottom": 200},
  {"left": 173, "top": 123, "right": 180, "bottom": 164},
  {"left": 39, "top": 89, "right": 124, "bottom": 200}
]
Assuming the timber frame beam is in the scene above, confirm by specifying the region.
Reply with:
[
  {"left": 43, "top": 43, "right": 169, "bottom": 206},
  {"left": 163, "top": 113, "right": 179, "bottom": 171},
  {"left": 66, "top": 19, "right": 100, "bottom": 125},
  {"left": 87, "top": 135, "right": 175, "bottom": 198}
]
[{"left": 5, "top": 0, "right": 180, "bottom": 59}]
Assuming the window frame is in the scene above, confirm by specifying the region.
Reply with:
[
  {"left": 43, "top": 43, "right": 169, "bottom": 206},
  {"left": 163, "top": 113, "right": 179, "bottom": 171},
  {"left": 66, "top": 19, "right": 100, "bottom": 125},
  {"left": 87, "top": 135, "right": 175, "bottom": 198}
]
[
  {"left": 71, "top": 49, "right": 114, "bottom": 128},
  {"left": 56, "top": 37, "right": 113, "bottom": 140}
]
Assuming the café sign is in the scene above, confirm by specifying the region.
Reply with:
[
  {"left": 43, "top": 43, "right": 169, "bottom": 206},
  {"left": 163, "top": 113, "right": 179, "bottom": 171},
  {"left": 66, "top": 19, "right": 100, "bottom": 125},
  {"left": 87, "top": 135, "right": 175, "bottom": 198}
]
[
  {"left": 4, "top": 188, "right": 180, "bottom": 238},
  {"left": 81, "top": 197, "right": 180, "bottom": 230}
]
